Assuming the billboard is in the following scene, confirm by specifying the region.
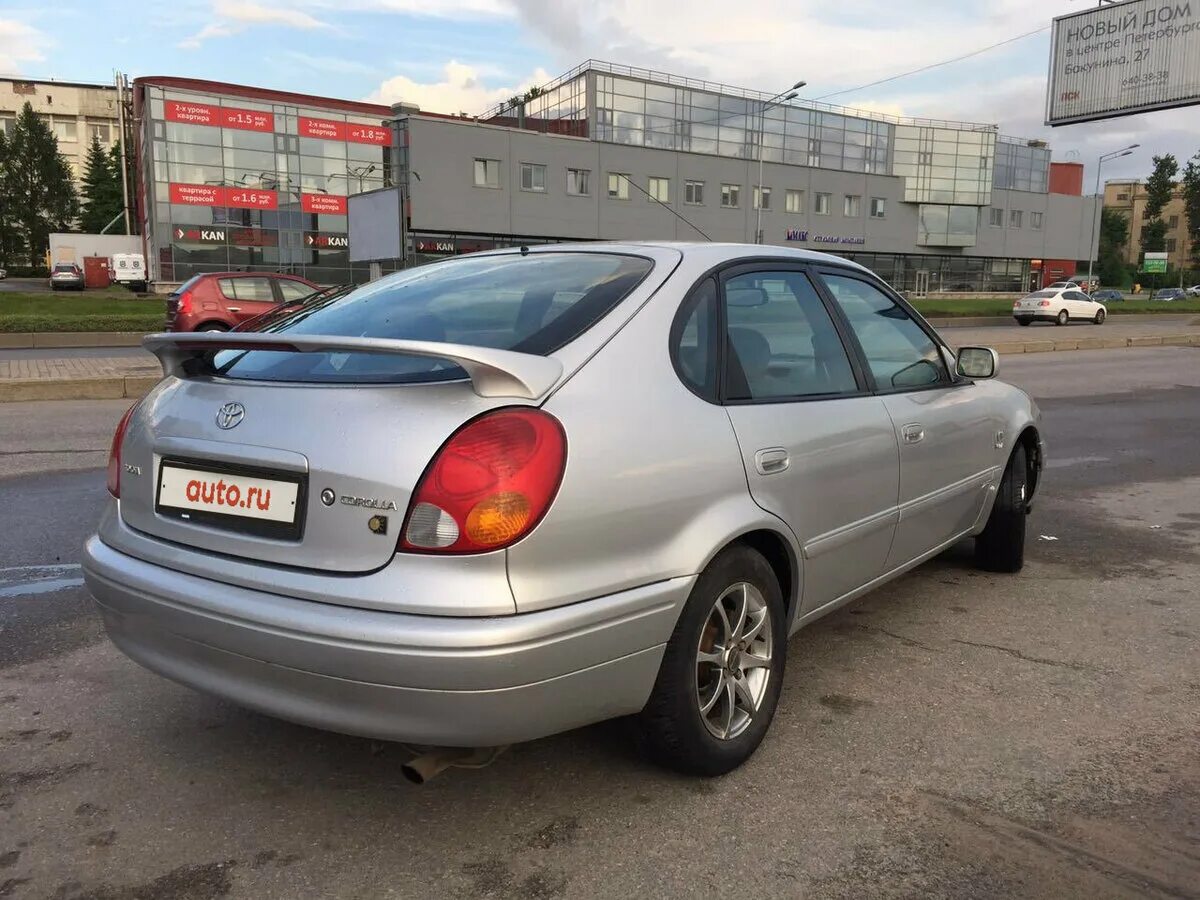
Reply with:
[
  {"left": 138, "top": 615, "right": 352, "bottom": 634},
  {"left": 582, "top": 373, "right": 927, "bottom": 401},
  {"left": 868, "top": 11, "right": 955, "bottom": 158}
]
[
  {"left": 347, "top": 187, "right": 402, "bottom": 262},
  {"left": 1046, "top": 0, "right": 1200, "bottom": 125},
  {"left": 1143, "top": 251, "right": 1169, "bottom": 272}
]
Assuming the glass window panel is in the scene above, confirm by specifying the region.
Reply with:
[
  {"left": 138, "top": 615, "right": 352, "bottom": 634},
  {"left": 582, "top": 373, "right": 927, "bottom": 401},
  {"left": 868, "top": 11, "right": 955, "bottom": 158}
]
[{"left": 166, "top": 122, "right": 221, "bottom": 145}]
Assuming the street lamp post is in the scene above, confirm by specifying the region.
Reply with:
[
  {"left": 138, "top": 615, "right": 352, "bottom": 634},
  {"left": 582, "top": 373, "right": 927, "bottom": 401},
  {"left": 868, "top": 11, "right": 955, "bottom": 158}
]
[
  {"left": 755, "top": 80, "right": 805, "bottom": 244},
  {"left": 1087, "top": 144, "right": 1138, "bottom": 290}
]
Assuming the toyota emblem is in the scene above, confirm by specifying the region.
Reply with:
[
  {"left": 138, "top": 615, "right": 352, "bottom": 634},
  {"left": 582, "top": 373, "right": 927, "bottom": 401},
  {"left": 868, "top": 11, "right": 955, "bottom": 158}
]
[{"left": 215, "top": 401, "right": 246, "bottom": 430}]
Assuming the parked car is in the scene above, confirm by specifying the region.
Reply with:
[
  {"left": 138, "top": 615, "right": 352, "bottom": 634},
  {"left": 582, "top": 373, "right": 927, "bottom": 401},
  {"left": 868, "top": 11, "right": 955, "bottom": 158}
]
[
  {"left": 233, "top": 284, "right": 352, "bottom": 332},
  {"left": 1091, "top": 289, "right": 1124, "bottom": 303},
  {"left": 0, "top": 267, "right": 7, "bottom": 280},
  {"left": 1151, "top": 287, "right": 1187, "bottom": 302},
  {"left": 1013, "top": 287, "right": 1107, "bottom": 326},
  {"left": 165, "top": 272, "right": 320, "bottom": 332},
  {"left": 84, "top": 243, "right": 1043, "bottom": 776},
  {"left": 1186, "top": 284, "right": 1200, "bottom": 297},
  {"left": 49, "top": 263, "right": 85, "bottom": 291}
]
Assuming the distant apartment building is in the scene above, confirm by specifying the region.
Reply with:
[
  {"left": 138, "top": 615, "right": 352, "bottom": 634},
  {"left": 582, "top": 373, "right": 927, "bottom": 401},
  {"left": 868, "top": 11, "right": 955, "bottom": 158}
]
[
  {"left": 0, "top": 77, "right": 121, "bottom": 188},
  {"left": 1103, "top": 180, "right": 1191, "bottom": 269}
]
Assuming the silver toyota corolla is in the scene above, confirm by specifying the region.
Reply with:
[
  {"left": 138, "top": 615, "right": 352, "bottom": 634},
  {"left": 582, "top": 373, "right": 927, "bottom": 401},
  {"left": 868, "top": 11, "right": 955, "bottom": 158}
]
[{"left": 83, "top": 243, "right": 1042, "bottom": 775}]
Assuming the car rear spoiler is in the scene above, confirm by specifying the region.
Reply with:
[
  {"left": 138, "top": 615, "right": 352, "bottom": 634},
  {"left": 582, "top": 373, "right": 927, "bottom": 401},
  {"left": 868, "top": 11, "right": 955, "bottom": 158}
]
[{"left": 143, "top": 332, "right": 564, "bottom": 400}]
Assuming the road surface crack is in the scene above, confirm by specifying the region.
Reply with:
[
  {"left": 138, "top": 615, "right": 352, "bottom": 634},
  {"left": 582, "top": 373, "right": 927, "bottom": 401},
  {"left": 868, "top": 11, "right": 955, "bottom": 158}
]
[
  {"left": 858, "top": 624, "right": 939, "bottom": 652},
  {"left": 952, "top": 639, "right": 1094, "bottom": 671}
]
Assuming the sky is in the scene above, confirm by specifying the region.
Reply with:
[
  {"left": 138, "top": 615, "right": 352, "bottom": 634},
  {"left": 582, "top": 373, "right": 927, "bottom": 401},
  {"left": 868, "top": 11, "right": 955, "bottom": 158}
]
[{"left": 2, "top": 0, "right": 1198, "bottom": 187}]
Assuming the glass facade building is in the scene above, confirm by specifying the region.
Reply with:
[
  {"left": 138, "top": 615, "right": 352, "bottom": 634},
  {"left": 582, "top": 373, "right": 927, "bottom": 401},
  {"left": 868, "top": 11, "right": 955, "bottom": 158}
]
[{"left": 135, "top": 78, "right": 393, "bottom": 284}]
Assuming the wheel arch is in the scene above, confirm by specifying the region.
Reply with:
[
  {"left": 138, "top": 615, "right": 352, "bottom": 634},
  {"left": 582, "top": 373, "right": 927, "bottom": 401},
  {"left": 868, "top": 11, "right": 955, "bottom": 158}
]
[
  {"left": 1015, "top": 424, "right": 1042, "bottom": 511},
  {"left": 715, "top": 528, "right": 801, "bottom": 625}
]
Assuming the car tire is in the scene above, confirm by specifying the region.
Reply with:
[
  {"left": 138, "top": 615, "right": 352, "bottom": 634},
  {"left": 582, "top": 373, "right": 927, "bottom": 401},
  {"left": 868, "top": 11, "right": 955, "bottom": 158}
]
[
  {"left": 1056, "top": 309, "right": 1069, "bottom": 326},
  {"left": 197, "top": 323, "right": 229, "bottom": 333},
  {"left": 1094, "top": 308, "right": 1106, "bottom": 325},
  {"left": 975, "top": 443, "right": 1028, "bottom": 574},
  {"left": 636, "top": 545, "right": 787, "bottom": 776},
  {"left": 1017, "top": 319, "right": 1031, "bottom": 327}
]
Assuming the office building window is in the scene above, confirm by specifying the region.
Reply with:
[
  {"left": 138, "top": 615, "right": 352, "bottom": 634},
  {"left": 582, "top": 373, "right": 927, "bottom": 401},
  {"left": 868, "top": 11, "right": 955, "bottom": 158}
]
[
  {"left": 566, "top": 168, "right": 590, "bottom": 196},
  {"left": 608, "top": 172, "right": 630, "bottom": 200},
  {"left": 52, "top": 120, "right": 77, "bottom": 142},
  {"left": 520, "top": 162, "right": 546, "bottom": 192},
  {"left": 844, "top": 195, "right": 861, "bottom": 217},
  {"left": 89, "top": 123, "right": 111, "bottom": 143},
  {"left": 721, "top": 183, "right": 740, "bottom": 208},
  {"left": 989, "top": 207, "right": 1004, "bottom": 227},
  {"left": 648, "top": 176, "right": 670, "bottom": 202},
  {"left": 814, "top": 192, "right": 831, "bottom": 215},
  {"left": 785, "top": 189, "right": 803, "bottom": 214},
  {"left": 869, "top": 197, "right": 886, "bottom": 219},
  {"left": 1031, "top": 211, "right": 1043, "bottom": 230},
  {"left": 918, "top": 150, "right": 933, "bottom": 166},
  {"left": 1168, "top": 215, "right": 1179, "bottom": 228},
  {"left": 1166, "top": 237, "right": 1177, "bottom": 252},
  {"left": 1009, "top": 209, "right": 1022, "bottom": 228},
  {"left": 685, "top": 180, "right": 704, "bottom": 205},
  {"left": 473, "top": 158, "right": 500, "bottom": 188},
  {"left": 753, "top": 186, "right": 771, "bottom": 210}
]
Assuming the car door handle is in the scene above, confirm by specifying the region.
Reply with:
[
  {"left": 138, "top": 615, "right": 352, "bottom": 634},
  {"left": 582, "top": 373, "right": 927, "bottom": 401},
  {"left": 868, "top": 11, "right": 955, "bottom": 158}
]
[
  {"left": 226, "top": 306, "right": 241, "bottom": 312},
  {"left": 754, "top": 448, "right": 790, "bottom": 475},
  {"left": 901, "top": 424, "right": 925, "bottom": 444}
]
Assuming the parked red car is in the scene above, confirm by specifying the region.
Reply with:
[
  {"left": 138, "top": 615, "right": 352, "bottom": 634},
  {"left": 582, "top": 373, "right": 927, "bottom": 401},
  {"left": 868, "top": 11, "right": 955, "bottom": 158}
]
[{"left": 165, "top": 272, "right": 320, "bottom": 332}]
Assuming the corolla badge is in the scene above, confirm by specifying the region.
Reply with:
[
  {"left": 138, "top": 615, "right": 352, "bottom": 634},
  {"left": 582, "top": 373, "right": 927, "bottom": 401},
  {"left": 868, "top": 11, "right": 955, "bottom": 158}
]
[{"left": 215, "top": 401, "right": 246, "bottom": 430}]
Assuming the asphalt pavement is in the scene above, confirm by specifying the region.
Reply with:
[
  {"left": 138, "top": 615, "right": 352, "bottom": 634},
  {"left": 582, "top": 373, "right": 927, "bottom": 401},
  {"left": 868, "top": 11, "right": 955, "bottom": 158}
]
[{"left": 1, "top": 348, "right": 1198, "bottom": 899}]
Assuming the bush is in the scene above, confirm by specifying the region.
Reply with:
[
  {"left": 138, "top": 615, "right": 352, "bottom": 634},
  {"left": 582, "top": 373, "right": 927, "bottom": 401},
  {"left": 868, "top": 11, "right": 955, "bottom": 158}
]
[{"left": 1, "top": 265, "right": 50, "bottom": 278}]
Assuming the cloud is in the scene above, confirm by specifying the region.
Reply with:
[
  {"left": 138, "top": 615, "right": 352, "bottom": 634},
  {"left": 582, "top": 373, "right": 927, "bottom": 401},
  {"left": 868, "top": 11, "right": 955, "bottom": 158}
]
[
  {"left": 300, "top": 0, "right": 512, "bottom": 17},
  {"left": 0, "top": 18, "right": 50, "bottom": 73},
  {"left": 179, "top": 0, "right": 332, "bottom": 49},
  {"left": 364, "top": 60, "right": 552, "bottom": 115}
]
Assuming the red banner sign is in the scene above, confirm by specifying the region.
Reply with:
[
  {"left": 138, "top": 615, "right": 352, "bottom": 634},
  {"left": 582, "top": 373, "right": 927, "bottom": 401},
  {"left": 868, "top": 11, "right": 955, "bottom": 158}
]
[
  {"left": 347, "top": 123, "right": 390, "bottom": 145},
  {"left": 299, "top": 116, "right": 344, "bottom": 140},
  {"left": 166, "top": 101, "right": 274, "bottom": 132},
  {"left": 225, "top": 188, "right": 279, "bottom": 210},
  {"left": 301, "top": 193, "right": 348, "bottom": 214},
  {"left": 169, "top": 183, "right": 224, "bottom": 206},
  {"left": 299, "top": 116, "right": 390, "bottom": 145}
]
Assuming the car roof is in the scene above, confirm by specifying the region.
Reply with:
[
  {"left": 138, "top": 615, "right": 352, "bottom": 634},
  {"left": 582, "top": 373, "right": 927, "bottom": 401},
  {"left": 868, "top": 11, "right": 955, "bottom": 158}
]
[
  {"left": 193, "top": 271, "right": 315, "bottom": 281},
  {"left": 472, "top": 241, "right": 877, "bottom": 276}
]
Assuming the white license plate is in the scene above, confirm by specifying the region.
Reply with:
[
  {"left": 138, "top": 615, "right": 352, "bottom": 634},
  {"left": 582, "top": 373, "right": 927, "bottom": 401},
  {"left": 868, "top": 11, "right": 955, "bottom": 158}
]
[{"left": 157, "top": 464, "right": 300, "bottom": 524}]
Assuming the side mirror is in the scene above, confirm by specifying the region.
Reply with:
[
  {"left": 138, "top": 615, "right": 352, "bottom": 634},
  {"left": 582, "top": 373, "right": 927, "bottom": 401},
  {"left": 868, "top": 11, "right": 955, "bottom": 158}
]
[{"left": 956, "top": 346, "right": 998, "bottom": 380}]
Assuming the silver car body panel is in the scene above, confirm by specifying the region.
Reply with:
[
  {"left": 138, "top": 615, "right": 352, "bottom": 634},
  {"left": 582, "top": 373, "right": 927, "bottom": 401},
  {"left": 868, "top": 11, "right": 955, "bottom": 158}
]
[{"left": 84, "top": 241, "right": 1042, "bottom": 747}]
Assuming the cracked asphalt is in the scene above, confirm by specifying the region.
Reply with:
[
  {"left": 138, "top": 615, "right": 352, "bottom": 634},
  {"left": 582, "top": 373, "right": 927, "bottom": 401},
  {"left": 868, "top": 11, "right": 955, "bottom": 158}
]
[{"left": 0, "top": 346, "right": 1198, "bottom": 899}]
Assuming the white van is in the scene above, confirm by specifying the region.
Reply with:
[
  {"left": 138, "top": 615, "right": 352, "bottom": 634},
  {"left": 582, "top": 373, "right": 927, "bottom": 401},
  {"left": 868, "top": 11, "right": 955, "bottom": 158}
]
[{"left": 111, "top": 253, "right": 147, "bottom": 291}]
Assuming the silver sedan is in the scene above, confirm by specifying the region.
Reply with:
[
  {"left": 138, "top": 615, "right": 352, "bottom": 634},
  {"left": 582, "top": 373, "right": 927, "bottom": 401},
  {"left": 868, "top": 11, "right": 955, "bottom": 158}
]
[{"left": 83, "top": 243, "right": 1042, "bottom": 776}]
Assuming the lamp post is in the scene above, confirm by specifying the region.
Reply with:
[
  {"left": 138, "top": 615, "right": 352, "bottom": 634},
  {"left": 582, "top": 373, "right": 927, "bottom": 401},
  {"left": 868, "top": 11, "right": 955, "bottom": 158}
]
[
  {"left": 1087, "top": 144, "right": 1138, "bottom": 290},
  {"left": 756, "top": 80, "right": 805, "bottom": 243}
]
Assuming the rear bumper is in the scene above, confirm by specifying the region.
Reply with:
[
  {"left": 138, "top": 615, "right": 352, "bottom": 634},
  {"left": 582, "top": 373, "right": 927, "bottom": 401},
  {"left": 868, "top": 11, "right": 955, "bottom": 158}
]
[
  {"left": 82, "top": 536, "right": 690, "bottom": 746},
  {"left": 1012, "top": 314, "right": 1057, "bottom": 323}
]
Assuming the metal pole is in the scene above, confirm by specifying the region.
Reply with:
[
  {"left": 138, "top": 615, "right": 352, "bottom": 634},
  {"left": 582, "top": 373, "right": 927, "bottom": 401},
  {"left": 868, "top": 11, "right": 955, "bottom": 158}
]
[
  {"left": 114, "top": 71, "right": 131, "bottom": 235},
  {"left": 1086, "top": 154, "right": 1102, "bottom": 290}
]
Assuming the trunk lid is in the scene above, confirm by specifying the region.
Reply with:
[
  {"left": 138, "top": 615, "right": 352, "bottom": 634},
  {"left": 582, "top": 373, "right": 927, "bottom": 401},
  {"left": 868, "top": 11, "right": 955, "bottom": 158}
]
[{"left": 119, "top": 375, "right": 511, "bottom": 573}]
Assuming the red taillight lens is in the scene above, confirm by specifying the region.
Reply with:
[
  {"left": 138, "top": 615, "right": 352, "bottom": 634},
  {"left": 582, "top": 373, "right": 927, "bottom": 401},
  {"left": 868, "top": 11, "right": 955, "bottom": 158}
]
[
  {"left": 176, "top": 290, "right": 193, "bottom": 317},
  {"left": 106, "top": 403, "right": 139, "bottom": 498},
  {"left": 400, "top": 408, "right": 566, "bottom": 554},
  {"left": 1039, "top": 300, "right": 1051, "bottom": 307}
]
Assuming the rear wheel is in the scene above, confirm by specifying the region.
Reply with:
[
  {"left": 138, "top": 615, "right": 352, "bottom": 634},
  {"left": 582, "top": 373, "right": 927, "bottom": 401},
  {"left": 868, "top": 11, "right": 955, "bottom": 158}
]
[
  {"left": 1056, "top": 309, "right": 1069, "bottom": 326},
  {"left": 637, "top": 546, "right": 786, "bottom": 776},
  {"left": 1094, "top": 308, "right": 1106, "bottom": 325},
  {"left": 975, "top": 444, "right": 1028, "bottom": 573},
  {"left": 196, "top": 322, "right": 229, "bottom": 333},
  {"left": 1017, "top": 318, "right": 1031, "bottom": 327}
]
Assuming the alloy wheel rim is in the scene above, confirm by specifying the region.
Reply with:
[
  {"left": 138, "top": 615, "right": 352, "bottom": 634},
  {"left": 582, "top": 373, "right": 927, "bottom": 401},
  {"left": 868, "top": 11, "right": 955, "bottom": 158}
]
[{"left": 695, "top": 582, "right": 773, "bottom": 740}]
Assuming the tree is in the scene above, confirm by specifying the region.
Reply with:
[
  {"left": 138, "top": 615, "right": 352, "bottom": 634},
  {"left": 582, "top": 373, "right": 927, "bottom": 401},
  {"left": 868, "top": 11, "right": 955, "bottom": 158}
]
[
  {"left": 1181, "top": 150, "right": 1200, "bottom": 268},
  {"left": 1144, "top": 153, "right": 1178, "bottom": 219},
  {"left": 1140, "top": 219, "right": 1167, "bottom": 255},
  {"left": 1098, "top": 207, "right": 1129, "bottom": 287},
  {"left": 4, "top": 102, "right": 78, "bottom": 265},
  {"left": 79, "top": 135, "right": 123, "bottom": 233},
  {"left": 0, "top": 130, "right": 26, "bottom": 267}
]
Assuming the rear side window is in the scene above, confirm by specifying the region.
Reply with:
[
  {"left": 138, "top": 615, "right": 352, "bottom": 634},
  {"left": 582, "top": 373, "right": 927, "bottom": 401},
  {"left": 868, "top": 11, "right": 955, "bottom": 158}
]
[
  {"left": 213, "top": 252, "right": 653, "bottom": 384},
  {"left": 219, "top": 277, "right": 275, "bottom": 302}
]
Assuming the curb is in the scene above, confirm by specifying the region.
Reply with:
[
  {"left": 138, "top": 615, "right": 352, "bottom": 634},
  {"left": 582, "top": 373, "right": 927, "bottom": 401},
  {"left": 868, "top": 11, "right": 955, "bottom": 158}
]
[
  {"left": 0, "top": 375, "right": 160, "bottom": 403},
  {"left": 0, "top": 332, "right": 147, "bottom": 349},
  {"left": 954, "top": 332, "right": 1200, "bottom": 355}
]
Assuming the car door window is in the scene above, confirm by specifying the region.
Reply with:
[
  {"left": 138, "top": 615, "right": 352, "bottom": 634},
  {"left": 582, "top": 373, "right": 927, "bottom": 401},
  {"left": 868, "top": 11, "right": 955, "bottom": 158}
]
[
  {"left": 820, "top": 272, "right": 949, "bottom": 391},
  {"left": 277, "top": 280, "right": 315, "bottom": 302},
  {"left": 723, "top": 270, "right": 858, "bottom": 401},
  {"left": 230, "top": 277, "right": 276, "bottom": 302}
]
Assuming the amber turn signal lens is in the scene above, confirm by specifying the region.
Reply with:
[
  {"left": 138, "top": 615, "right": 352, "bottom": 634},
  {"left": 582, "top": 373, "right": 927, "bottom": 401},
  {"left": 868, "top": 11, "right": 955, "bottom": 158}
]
[{"left": 464, "top": 491, "right": 531, "bottom": 546}]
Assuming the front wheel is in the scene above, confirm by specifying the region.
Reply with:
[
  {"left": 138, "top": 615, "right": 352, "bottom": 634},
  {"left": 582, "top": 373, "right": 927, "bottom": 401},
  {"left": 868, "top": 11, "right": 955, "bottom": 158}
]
[
  {"left": 1056, "top": 309, "right": 1069, "bottom": 326},
  {"left": 636, "top": 546, "right": 786, "bottom": 776},
  {"left": 975, "top": 444, "right": 1028, "bottom": 573},
  {"left": 1094, "top": 308, "right": 1106, "bottom": 325}
]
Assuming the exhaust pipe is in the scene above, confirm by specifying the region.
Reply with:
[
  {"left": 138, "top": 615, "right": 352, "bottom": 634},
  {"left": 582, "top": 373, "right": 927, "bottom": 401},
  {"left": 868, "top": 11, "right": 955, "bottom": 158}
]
[{"left": 400, "top": 746, "right": 508, "bottom": 785}]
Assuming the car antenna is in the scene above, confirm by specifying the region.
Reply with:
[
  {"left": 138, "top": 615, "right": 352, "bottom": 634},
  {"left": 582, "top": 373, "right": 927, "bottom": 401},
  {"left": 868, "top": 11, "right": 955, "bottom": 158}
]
[{"left": 619, "top": 175, "right": 712, "bottom": 241}]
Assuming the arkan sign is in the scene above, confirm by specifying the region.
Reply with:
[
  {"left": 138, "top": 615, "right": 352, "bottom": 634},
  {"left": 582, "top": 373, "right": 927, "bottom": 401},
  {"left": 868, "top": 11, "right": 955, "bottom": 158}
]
[
  {"left": 173, "top": 226, "right": 226, "bottom": 244},
  {"left": 785, "top": 229, "right": 866, "bottom": 246},
  {"left": 304, "top": 233, "right": 349, "bottom": 249}
]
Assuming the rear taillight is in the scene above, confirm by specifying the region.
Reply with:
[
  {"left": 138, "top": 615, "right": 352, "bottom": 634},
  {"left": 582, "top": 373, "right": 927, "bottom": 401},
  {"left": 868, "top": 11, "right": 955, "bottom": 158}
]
[
  {"left": 1038, "top": 300, "right": 1051, "bottom": 307},
  {"left": 176, "top": 290, "right": 193, "bottom": 317},
  {"left": 400, "top": 408, "right": 566, "bottom": 554},
  {"left": 106, "top": 403, "right": 139, "bottom": 498}
]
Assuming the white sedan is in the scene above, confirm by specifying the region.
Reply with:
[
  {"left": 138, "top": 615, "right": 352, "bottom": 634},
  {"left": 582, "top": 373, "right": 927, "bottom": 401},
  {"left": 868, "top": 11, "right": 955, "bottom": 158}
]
[{"left": 1013, "top": 288, "right": 1106, "bottom": 326}]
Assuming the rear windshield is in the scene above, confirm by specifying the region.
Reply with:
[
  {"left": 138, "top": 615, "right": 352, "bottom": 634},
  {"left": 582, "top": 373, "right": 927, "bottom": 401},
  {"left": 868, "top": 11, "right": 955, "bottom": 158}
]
[
  {"left": 53, "top": 265, "right": 77, "bottom": 273},
  {"left": 210, "top": 252, "right": 653, "bottom": 384},
  {"left": 1027, "top": 290, "right": 1058, "bottom": 298}
]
